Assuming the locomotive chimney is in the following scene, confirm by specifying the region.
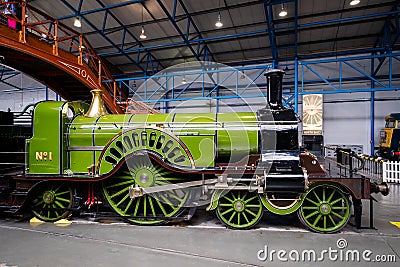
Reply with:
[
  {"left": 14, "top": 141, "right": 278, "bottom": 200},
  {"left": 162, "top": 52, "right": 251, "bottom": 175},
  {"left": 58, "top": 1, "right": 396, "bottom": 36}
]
[
  {"left": 264, "top": 69, "right": 285, "bottom": 108},
  {"left": 85, "top": 89, "right": 109, "bottom": 117}
]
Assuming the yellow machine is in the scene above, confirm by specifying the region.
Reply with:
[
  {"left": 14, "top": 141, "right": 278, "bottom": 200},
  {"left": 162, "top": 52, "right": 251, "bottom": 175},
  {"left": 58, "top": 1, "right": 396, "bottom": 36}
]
[{"left": 379, "top": 113, "right": 400, "bottom": 160}]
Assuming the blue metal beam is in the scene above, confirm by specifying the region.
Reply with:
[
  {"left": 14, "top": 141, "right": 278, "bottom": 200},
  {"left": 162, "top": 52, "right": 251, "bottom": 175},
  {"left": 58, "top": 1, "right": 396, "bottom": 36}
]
[
  {"left": 59, "top": 0, "right": 163, "bottom": 74},
  {"left": 98, "top": 8, "right": 400, "bottom": 60},
  {"left": 264, "top": 0, "right": 278, "bottom": 63},
  {"left": 373, "top": 0, "right": 400, "bottom": 76},
  {"left": 57, "top": 0, "right": 143, "bottom": 20},
  {"left": 94, "top": 0, "right": 163, "bottom": 74},
  {"left": 155, "top": 0, "right": 215, "bottom": 63}
]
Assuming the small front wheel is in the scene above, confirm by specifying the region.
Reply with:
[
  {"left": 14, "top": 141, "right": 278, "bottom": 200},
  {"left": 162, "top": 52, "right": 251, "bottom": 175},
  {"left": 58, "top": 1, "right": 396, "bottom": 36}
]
[
  {"left": 216, "top": 190, "right": 263, "bottom": 229},
  {"left": 30, "top": 182, "right": 73, "bottom": 222},
  {"left": 298, "top": 184, "right": 351, "bottom": 233}
]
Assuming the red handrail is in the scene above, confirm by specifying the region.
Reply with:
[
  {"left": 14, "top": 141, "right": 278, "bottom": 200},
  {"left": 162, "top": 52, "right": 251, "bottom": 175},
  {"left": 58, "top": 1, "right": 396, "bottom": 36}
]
[{"left": 0, "top": 1, "right": 159, "bottom": 114}]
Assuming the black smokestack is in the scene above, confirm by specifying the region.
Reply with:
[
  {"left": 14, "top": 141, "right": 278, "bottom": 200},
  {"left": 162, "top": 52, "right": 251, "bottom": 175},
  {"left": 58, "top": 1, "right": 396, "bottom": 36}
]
[{"left": 264, "top": 69, "right": 285, "bottom": 108}]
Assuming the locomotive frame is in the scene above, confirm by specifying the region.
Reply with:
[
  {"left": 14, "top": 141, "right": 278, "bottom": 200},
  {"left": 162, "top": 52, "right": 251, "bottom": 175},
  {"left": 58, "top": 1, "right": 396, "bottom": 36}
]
[{"left": 0, "top": 69, "right": 389, "bottom": 233}]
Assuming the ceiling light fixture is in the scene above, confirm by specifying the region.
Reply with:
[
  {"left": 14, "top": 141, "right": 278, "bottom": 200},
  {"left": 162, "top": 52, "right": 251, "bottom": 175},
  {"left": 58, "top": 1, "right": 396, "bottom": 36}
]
[
  {"left": 181, "top": 76, "right": 187, "bottom": 85},
  {"left": 74, "top": 17, "right": 81, "bottom": 28},
  {"left": 139, "top": 5, "right": 147, "bottom": 39},
  {"left": 139, "top": 26, "right": 147, "bottom": 39},
  {"left": 279, "top": 4, "right": 287, "bottom": 17},
  {"left": 215, "top": 12, "right": 223, "bottom": 28},
  {"left": 349, "top": 0, "right": 360, "bottom": 6}
]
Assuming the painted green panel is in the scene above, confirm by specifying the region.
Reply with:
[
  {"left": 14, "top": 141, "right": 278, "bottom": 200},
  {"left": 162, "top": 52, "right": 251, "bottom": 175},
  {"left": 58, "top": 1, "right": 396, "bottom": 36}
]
[
  {"left": 94, "top": 114, "right": 128, "bottom": 147},
  {"left": 68, "top": 116, "right": 97, "bottom": 173},
  {"left": 217, "top": 112, "right": 258, "bottom": 162},
  {"left": 173, "top": 113, "right": 216, "bottom": 167},
  {"left": 129, "top": 113, "right": 174, "bottom": 125},
  {"left": 179, "top": 135, "right": 215, "bottom": 167},
  {"left": 26, "top": 101, "right": 65, "bottom": 174},
  {"left": 173, "top": 113, "right": 216, "bottom": 135}
]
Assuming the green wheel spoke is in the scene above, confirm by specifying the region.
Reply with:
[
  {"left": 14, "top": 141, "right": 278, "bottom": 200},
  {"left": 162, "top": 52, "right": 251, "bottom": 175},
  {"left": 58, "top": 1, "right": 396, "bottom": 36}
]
[
  {"left": 246, "top": 204, "right": 261, "bottom": 208},
  {"left": 167, "top": 192, "right": 185, "bottom": 202},
  {"left": 219, "top": 203, "right": 233, "bottom": 207},
  {"left": 55, "top": 191, "right": 70, "bottom": 196},
  {"left": 155, "top": 181, "right": 168, "bottom": 186},
  {"left": 106, "top": 180, "right": 133, "bottom": 189},
  {"left": 155, "top": 198, "right": 168, "bottom": 216},
  {"left": 149, "top": 197, "right": 156, "bottom": 217},
  {"left": 331, "top": 211, "right": 344, "bottom": 220},
  {"left": 33, "top": 200, "right": 44, "bottom": 207},
  {"left": 332, "top": 206, "right": 347, "bottom": 210},
  {"left": 244, "top": 195, "right": 257, "bottom": 204},
  {"left": 327, "top": 190, "right": 336, "bottom": 202},
  {"left": 228, "top": 211, "right": 236, "bottom": 223},
  {"left": 302, "top": 206, "right": 318, "bottom": 210},
  {"left": 54, "top": 201, "right": 66, "bottom": 209},
  {"left": 312, "top": 214, "right": 322, "bottom": 227},
  {"left": 223, "top": 195, "right": 234, "bottom": 203},
  {"left": 312, "top": 190, "right": 322, "bottom": 203},
  {"left": 133, "top": 197, "right": 141, "bottom": 216},
  {"left": 237, "top": 213, "right": 241, "bottom": 225},
  {"left": 323, "top": 216, "right": 327, "bottom": 229},
  {"left": 304, "top": 210, "right": 319, "bottom": 220},
  {"left": 143, "top": 197, "right": 147, "bottom": 217},
  {"left": 56, "top": 197, "right": 71, "bottom": 203},
  {"left": 116, "top": 193, "right": 130, "bottom": 208},
  {"left": 124, "top": 199, "right": 133, "bottom": 214},
  {"left": 328, "top": 215, "right": 336, "bottom": 225},
  {"left": 220, "top": 208, "right": 234, "bottom": 216},
  {"left": 242, "top": 212, "right": 250, "bottom": 224},
  {"left": 322, "top": 187, "right": 326, "bottom": 201},
  {"left": 244, "top": 208, "right": 257, "bottom": 217},
  {"left": 330, "top": 197, "right": 344, "bottom": 205},
  {"left": 304, "top": 197, "right": 319, "bottom": 206},
  {"left": 110, "top": 187, "right": 129, "bottom": 199},
  {"left": 160, "top": 195, "right": 176, "bottom": 210}
]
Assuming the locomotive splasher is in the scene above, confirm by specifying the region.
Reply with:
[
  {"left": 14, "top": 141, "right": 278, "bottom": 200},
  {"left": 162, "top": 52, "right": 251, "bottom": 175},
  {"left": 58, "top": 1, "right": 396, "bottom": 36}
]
[{"left": 8, "top": 69, "right": 389, "bottom": 233}]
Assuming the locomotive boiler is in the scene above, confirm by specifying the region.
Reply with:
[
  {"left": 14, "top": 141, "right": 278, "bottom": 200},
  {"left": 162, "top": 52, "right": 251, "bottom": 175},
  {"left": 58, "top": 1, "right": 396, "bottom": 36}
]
[{"left": 3, "top": 69, "right": 388, "bottom": 233}]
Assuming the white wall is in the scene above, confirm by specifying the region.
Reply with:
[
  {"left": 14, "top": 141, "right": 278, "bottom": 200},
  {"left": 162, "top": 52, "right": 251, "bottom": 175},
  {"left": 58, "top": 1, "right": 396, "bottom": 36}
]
[{"left": 0, "top": 73, "right": 58, "bottom": 111}]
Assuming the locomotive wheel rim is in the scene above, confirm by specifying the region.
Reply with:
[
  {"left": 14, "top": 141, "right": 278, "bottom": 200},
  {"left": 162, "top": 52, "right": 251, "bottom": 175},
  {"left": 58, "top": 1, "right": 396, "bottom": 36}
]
[
  {"left": 260, "top": 193, "right": 304, "bottom": 215},
  {"left": 298, "top": 185, "right": 350, "bottom": 233},
  {"left": 216, "top": 190, "right": 263, "bottom": 229},
  {"left": 103, "top": 156, "right": 190, "bottom": 225},
  {"left": 31, "top": 182, "right": 72, "bottom": 222}
]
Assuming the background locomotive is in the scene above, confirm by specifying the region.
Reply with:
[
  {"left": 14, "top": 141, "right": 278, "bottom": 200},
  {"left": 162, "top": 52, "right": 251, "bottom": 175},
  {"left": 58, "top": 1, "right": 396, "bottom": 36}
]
[
  {"left": 0, "top": 69, "right": 388, "bottom": 233},
  {"left": 379, "top": 113, "right": 400, "bottom": 160}
]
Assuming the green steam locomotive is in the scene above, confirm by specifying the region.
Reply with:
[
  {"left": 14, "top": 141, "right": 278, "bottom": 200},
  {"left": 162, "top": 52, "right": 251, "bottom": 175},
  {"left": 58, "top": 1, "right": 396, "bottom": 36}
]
[{"left": 1, "top": 70, "right": 388, "bottom": 233}]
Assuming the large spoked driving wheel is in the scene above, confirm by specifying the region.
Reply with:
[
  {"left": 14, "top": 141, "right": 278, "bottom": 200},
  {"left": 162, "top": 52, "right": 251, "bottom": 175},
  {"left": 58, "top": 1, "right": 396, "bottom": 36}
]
[
  {"left": 30, "top": 182, "right": 73, "bottom": 222},
  {"left": 216, "top": 190, "right": 263, "bottom": 229},
  {"left": 103, "top": 156, "right": 190, "bottom": 225},
  {"left": 298, "top": 184, "right": 351, "bottom": 233}
]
